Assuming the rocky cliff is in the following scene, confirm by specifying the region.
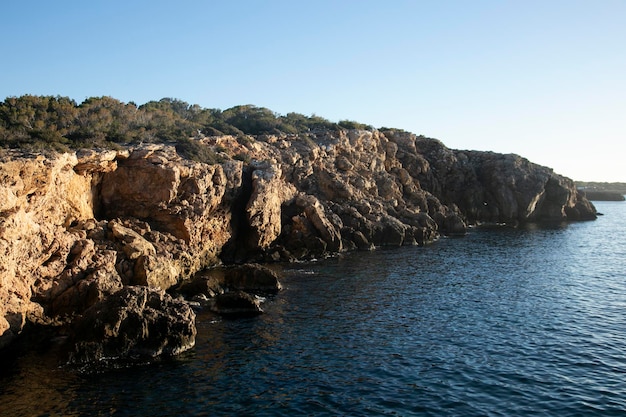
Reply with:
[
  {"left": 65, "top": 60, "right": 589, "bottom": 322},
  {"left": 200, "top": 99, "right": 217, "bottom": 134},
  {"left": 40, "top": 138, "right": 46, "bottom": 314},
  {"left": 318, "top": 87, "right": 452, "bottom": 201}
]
[{"left": 0, "top": 129, "right": 596, "bottom": 358}]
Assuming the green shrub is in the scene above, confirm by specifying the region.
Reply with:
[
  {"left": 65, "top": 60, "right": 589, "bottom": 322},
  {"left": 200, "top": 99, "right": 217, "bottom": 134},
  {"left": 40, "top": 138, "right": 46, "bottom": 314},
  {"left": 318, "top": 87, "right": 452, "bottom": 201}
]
[{"left": 175, "top": 138, "right": 221, "bottom": 164}]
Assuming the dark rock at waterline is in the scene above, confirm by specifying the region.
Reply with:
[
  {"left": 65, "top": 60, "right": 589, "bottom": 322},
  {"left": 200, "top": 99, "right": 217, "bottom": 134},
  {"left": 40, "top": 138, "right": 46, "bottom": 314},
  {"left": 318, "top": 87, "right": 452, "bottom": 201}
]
[
  {"left": 176, "top": 273, "right": 225, "bottom": 299},
  {"left": 66, "top": 286, "right": 196, "bottom": 365},
  {"left": 177, "top": 263, "right": 282, "bottom": 299},
  {"left": 223, "top": 264, "right": 282, "bottom": 294},
  {"left": 209, "top": 291, "right": 263, "bottom": 317}
]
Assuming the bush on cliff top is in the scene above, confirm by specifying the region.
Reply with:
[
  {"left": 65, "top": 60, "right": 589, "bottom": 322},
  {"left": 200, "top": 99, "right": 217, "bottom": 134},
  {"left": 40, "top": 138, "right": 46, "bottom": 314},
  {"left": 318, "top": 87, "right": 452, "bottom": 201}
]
[{"left": 0, "top": 95, "right": 371, "bottom": 153}]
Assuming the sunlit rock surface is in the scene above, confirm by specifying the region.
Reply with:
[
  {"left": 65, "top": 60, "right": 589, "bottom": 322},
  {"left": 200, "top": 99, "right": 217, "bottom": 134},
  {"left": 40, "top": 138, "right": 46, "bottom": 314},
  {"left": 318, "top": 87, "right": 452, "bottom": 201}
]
[{"left": 0, "top": 130, "right": 596, "bottom": 356}]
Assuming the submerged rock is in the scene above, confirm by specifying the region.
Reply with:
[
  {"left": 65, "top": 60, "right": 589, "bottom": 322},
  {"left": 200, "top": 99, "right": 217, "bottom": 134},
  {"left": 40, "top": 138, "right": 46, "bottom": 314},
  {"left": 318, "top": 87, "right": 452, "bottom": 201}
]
[{"left": 67, "top": 286, "right": 196, "bottom": 365}]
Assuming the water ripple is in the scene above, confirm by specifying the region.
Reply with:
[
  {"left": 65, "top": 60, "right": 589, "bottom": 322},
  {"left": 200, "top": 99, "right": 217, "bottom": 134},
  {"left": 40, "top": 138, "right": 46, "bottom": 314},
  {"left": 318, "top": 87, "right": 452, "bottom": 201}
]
[{"left": 2, "top": 202, "right": 626, "bottom": 416}]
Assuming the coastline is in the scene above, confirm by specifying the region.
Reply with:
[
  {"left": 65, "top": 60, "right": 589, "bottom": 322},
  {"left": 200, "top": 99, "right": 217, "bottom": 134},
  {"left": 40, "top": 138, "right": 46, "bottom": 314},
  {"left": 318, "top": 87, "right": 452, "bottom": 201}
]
[{"left": 0, "top": 129, "right": 597, "bottom": 364}]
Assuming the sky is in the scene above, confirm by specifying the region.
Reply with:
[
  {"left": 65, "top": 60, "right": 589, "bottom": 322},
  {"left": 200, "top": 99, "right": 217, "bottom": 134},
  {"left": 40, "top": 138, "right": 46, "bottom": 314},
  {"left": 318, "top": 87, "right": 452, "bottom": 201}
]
[{"left": 1, "top": 0, "right": 625, "bottom": 182}]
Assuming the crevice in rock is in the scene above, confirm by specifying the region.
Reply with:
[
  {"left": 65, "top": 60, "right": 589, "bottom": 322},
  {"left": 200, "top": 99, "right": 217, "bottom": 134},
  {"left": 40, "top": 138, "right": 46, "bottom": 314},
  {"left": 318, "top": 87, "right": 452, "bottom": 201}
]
[
  {"left": 220, "top": 164, "right": 254, "bottom": 264},
  {"left": 91, "top": 172, "right": 106, "bottom": 222}
]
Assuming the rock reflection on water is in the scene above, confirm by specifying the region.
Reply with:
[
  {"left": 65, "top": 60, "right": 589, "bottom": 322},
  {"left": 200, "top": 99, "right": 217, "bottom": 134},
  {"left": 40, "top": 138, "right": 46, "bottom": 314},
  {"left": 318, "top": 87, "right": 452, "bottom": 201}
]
[{"left": 0, "top": 347, "right": 79, "bottom": 417}]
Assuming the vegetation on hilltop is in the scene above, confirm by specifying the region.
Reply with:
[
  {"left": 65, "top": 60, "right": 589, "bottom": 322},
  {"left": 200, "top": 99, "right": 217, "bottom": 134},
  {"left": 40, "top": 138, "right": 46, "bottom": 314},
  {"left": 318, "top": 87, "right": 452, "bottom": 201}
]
[
  {"left": 576, "top": 181, "right": 626, "bottom": 193},
  {"left": 0, "top": 95, "right": 376, "bottom": 157}
]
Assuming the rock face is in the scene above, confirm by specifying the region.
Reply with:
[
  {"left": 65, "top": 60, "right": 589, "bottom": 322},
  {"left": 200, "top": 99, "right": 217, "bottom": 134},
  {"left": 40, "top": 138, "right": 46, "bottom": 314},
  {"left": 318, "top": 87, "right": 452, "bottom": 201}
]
[
  {"left": 0, "top": 129, "right": 596, "bottom": 356},
  {"left": 404, "top": 136, "right": 597, "bottom": 224}
]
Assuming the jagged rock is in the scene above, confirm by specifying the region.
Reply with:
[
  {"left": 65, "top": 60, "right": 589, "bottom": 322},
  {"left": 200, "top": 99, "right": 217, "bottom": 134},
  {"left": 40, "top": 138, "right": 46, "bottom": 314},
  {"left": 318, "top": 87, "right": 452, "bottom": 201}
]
[
  {"left": 209, "top": 291, "right": 263, "bottom": 317},
  {"left": 402, "top": 135, "right": 596, "bottom": 224},
  {"left": 67, "top": 286, "right": 196, "bottom": 364},
  {"left": 99, "top": 145, "right": 237, "bottom": 272},
  {"left": 109, "top": 220, "right": 156, "bottom": 260},
  {"left": 73, "top": 148, "right": 121, "bottom": 174},
  {"left": 346, "top": 228, "right": 374, "bottom": 250},
  {"left": 0, "top": 152, "right": 96, "bottom": 346},
  {"left": 48, "top": 249, "right": 123, "bottom": 317},
  {"left": 294, "top": 194, "right": 342, "bottom": 252},
  {"left": 372, "top": 215, "right": 407, "bottom": 246},
  {"left": 245, "top": 160, "right": 296, "bottom": 250},
  {"left": 133, "top": 254, "right": 180, "bottom": 290},
  {"left": 566, "top": 193, "right": 599, "bottom": 220},
  {"left": 441, "top": 213, "right": 468, "bottom": 236},
  {"left": 0, "top": 130, "right": 597, "bottom": 351}
]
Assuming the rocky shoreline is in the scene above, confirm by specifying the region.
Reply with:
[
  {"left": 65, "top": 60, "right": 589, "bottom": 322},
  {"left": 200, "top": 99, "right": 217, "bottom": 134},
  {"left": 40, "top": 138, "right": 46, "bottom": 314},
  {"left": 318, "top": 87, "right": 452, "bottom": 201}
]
[{"left": 0, "top": 129, "right": 596, "bottom": 364}]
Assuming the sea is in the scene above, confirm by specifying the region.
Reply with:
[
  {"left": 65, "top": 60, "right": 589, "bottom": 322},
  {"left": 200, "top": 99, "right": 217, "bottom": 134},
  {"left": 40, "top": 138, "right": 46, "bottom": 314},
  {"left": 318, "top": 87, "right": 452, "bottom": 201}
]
[{"left": 1, "top": 200, "right": 625, "bottom": 416}]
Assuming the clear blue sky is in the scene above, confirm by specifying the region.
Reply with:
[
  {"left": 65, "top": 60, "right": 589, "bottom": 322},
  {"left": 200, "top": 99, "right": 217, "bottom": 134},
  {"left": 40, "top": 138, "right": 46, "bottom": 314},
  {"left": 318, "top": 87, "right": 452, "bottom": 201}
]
[{"left": 1, "top": 1, "right": 625, "bottom": 182}]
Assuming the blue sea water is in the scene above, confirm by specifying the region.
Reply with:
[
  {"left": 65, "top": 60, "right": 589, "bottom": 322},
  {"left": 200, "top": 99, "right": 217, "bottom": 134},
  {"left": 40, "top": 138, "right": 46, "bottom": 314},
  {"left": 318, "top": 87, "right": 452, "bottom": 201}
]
[{"left": 1, "top": 201, "right": 625, "bottom": 416}]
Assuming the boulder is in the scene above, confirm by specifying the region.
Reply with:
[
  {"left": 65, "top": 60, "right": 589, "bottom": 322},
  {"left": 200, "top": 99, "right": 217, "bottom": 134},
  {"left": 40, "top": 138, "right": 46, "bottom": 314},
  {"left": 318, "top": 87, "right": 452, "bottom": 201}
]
[
  {"left": 372, "top": 215, "right": 407, "bottom": 246},
  {"left": 350, "top": 229, "right": 374, "bottom": 251},
  {"left": 223, "top": 263, "right": 282, "bottom": 294},
  {"left": 50, "top": 263, "right": 123, "bottom": 317},
  {"left": 176, "top": 263, "right": 282, "bottom": 299},
  {"left": 209, "top": 291, "right": 263, "bottom": 317},
  {"left": 67, "top": 286, "right": 196, "bottom": 364},
  {"left": 132, "top": 254, "right": 180, "bottom": 290},
  {"left": 296, "top": 194, "right": 343, "bottom": 252},
  {"left": 176, "top": 272, "right": 226, "bottom": 299}
]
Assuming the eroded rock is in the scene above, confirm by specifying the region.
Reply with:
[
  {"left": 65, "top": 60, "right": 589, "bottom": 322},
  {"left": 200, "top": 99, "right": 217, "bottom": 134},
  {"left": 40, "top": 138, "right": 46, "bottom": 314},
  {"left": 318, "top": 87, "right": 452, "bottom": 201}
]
[
  {"left": 0, "top": 130, "right": 596, "bottom": 352},
  {"left": 67, "top": 286, "right": 196, "bottom": 364}
]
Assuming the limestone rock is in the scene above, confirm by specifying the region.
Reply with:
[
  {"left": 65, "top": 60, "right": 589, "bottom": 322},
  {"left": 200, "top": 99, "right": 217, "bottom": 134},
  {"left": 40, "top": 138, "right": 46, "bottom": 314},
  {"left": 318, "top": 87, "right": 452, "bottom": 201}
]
[
  {"left": 99, "top": 146, "right": 238, "bottom": 279},
  {"left": 46, "top": 247, "right": 123, "bottom": 317},
  {"left": 176, "top": 271, "right": 226, "bottom": 299},
  {"left": 245, "top": 160, "right": 296, "bottom": 250},
  {"left": 73, "top": 148, "right": 121, "bottom": 174},
  {"left": 109, "top": 220, "right": 156, "bottom": 260},
  {"left": 295, "top": 194, "right": 342, "bottom": 252},
  {"left": 396, "top": 133, "right": 596, "bottom": 224},
  {"left": 0, "top": 128, "right": 597, "bottom": 351},
  {"left": 0, "top": 152, "right": 96, "bottom": 347}
]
